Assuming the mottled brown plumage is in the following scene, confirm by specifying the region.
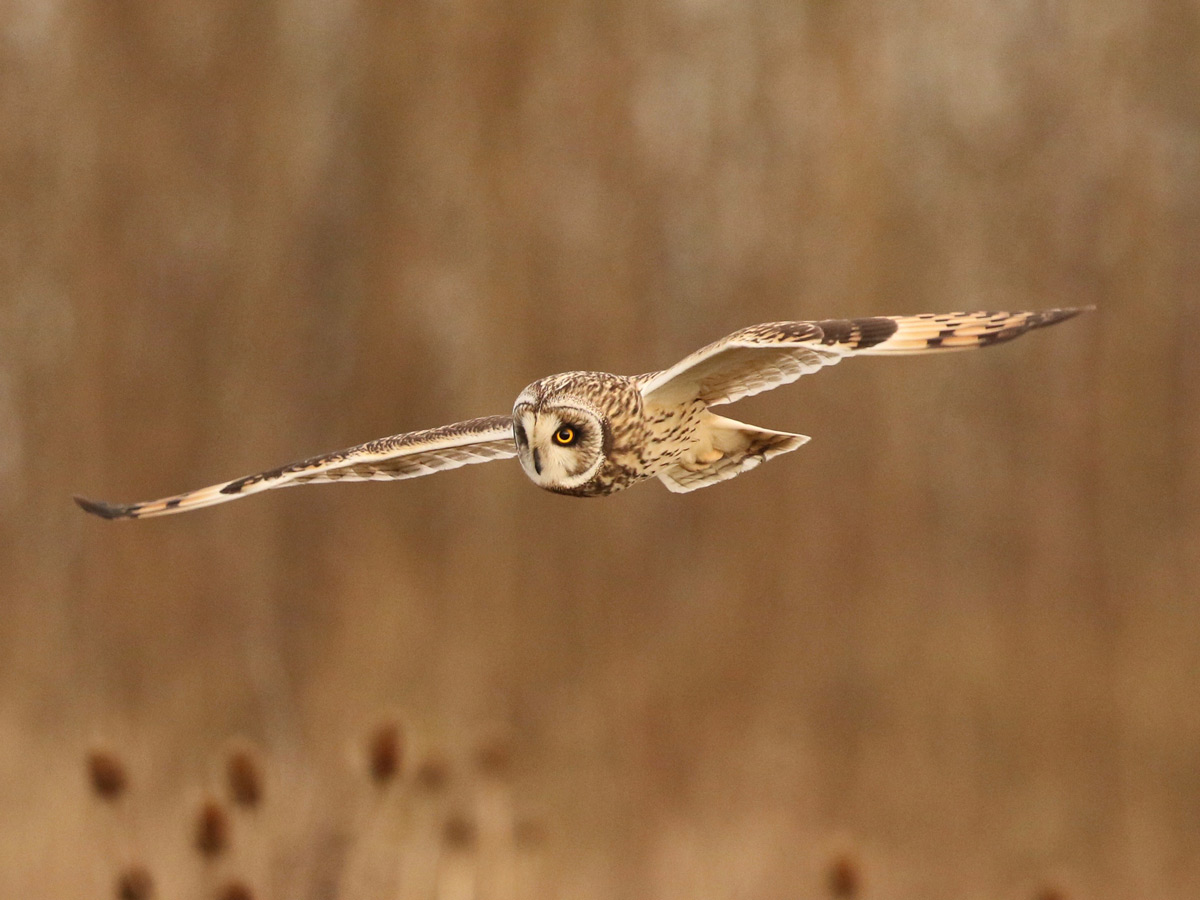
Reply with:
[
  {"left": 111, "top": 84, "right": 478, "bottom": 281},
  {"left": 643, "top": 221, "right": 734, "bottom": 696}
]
[{"left": 76, "top": 308, "right": 1090, "bottom": 518}]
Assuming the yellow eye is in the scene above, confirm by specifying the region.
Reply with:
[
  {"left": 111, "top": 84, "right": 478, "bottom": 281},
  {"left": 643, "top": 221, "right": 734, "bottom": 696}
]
[{"left": 553, "top": 426, "right": 576, "bottom": 446}]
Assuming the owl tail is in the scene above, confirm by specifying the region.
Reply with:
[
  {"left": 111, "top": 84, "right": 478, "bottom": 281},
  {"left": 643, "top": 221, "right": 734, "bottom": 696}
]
[{"left": 657, "top": 415, "right": 810, "bottom": 493}]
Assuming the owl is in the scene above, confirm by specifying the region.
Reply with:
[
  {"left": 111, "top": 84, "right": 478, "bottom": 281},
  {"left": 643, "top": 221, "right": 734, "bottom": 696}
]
[{"left": 76, "top": 308, "right": 1090, "bottom": 519}]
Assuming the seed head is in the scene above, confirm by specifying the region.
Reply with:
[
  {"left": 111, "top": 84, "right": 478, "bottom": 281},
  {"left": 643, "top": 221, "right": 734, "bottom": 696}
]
[
  {"left": 442, "top": 814, "right": 478, "bottom": 851},
  {"left": 414, "top": 755, "right": 450, "bottom": 792},
  {"left": 828, "top": 853, "right": 860, "bottom": 898},
  {"left": 195, "top": 799, "right": 230, "bottom": 859},
  {"left": 226, "top": 748, "right": 264, "bottom": 809},
  {"left": 368, "top": 722, "right": 404, "bottom": 785},
  {"left": 87, "top": 749, "right": 128, "bottom": 802},
  {"left": 473, "top": 736, "right": 512, "bottom": 779},
  {"left": 217, "top": 880, "right": 255, "bottom": 900},
  {"left": 115, "top": 865, "right": 154, "bottom": 900}
]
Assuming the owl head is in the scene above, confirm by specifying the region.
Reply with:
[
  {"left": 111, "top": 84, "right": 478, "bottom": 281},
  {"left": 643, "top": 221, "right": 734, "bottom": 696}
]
[{"left": 511, "top": 374, "right": 616, "bottom": 494}]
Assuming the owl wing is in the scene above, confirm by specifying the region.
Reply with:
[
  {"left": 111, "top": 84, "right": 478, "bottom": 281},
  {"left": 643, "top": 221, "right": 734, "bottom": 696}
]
[
  {"left": 638, "top": 308, "right": 1092, "bottom": 406},
  {"left": 75, "top": 415, "right": 517, "bottom": 520}
]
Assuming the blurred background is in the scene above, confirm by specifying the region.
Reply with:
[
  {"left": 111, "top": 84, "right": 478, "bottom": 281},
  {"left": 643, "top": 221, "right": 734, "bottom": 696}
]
[{"left": 1, "top": 1, "right": 1197, "bottom": 898}]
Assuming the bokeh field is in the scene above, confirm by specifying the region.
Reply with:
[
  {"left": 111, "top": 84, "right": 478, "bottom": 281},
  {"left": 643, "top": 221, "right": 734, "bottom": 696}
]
[{"left": 1, "top": 2, "right": 1198, "bottom": 897}]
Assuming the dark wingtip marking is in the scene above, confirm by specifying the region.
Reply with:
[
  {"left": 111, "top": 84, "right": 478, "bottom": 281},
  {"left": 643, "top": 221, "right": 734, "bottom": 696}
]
[
  {"left": 1022, "top": 306, "right": 1093, "bottom": 330},
  {"left": 815, "top": 316, "right": 898, "bottom": 350},
  {"left": 999, "top": 307, "right": 1093, "bottom": 342},
  {"left": 852, "top": 316, "right": 899, "bottom": 350},
  {"left": 74, "top": 495, "right": 137, "bottom": 520},
  {"left": 1046, "top": 305, "right": 1095, "bottom": 323}
]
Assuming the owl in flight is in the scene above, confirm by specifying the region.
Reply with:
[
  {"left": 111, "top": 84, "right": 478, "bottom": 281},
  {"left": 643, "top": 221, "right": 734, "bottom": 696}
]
[{"left": 76, "top": 308, "right": 1090, "bottom": 519}]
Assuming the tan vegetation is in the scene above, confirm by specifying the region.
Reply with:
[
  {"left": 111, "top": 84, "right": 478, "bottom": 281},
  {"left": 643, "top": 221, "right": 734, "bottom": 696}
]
[{"left": 1, "top": 1, "right": 1197, "bottom": 897}]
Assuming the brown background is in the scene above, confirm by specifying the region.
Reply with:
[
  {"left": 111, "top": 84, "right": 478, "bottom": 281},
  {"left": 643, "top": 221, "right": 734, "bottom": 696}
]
[{"left": 2, "top": 2, "right": 1198, "bottom": 898}]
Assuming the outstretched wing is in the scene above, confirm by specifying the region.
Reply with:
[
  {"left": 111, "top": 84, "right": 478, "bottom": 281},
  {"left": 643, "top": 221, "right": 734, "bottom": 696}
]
[
  {"left": 75, "top": 415, "right": 517, "bottom": 520},
  {"left": 638, "top": 308, "right": 1092, "bottom": 406}
]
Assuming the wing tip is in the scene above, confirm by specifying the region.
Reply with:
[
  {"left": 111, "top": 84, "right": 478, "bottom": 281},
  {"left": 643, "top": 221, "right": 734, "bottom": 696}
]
[
  {"left": 74, "top": 495, "right": 138, "bottom": 520},
  {"left": 1044, "top": 305, "right": 1095, "bottom": 323},
  {"left": 1017, "top": 305, "right": 1094, "bottom": 336}
]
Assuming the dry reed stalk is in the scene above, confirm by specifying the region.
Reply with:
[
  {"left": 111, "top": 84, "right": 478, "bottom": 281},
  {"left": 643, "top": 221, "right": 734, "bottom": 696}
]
[
  {"left": 336, "top": 718, "right": 416, "bottom": 898},
  {"left": 394, "top": 751, "right": 454, "bottom": 900},
  {"left": 435, "top": 813, "right": 479, "bottom": 900},
  {"left": 471, "top": 737, "right": 517, "bottom": 900},
  {"left": 84, "top": 746, "right": 140, "bottom": 886},
  {"left": 219, "top": 740, "right": 272, "bottom": 897},
  {"left": 511, "top": 819, "right": 551, "bottom": 900}
]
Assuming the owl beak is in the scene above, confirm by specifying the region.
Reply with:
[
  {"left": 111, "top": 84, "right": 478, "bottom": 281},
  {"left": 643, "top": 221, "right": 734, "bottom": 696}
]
[{"left": 533, "top": 449, "right": 543, "bottom": 475}]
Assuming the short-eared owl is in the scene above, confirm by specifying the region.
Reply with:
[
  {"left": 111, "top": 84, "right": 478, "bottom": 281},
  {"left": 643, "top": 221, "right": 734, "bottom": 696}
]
[{"left": 76, "top": 308, "right": 1090, "bottom": 519}]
